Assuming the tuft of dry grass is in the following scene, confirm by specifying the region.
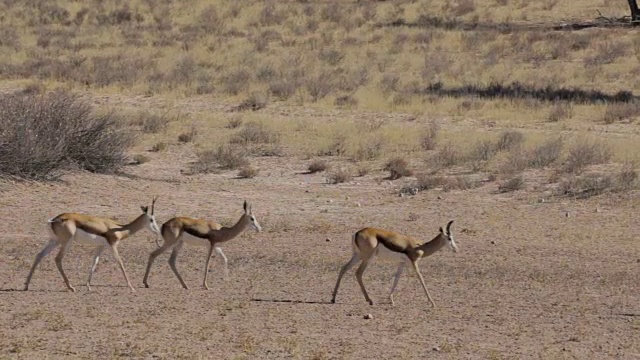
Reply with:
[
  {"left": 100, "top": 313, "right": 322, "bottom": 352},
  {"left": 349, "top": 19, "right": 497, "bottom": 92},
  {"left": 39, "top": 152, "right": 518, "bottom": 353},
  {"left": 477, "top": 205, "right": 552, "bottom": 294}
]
[
  {"left": 150, "top": 141, "right": 168, "bottom": 152},
  {"left": 191, "top": 145, "right": 248, "bottom": 174},
  {"left": 226, "top": 115, "right": 244, "bottom": 129},
  {"left": 430, "top": 142, "right": 461, "bottom": 170},
  {"left": 528, "top": 137, "right": 564, "bottom": 168},
  {"left": 603, "top": 102, "right": 640, "bottom": 124},
  {"left": 495, "top": 130, "right": 525, "bottom": 152},
  {"left": 419, "top": 120, "right": 439, "bottom": 151},
  {"left": 547, "top": 102, "right": 573, "bottom": 122},
  {"left": 498, "top": 175, "right": 525, "bottom": 193},
  {"left": 230, "top": 122, "right": 280, "bottom": 146},
  {"left": 177, "top": 126, "right": 198, "bottom": 143}
]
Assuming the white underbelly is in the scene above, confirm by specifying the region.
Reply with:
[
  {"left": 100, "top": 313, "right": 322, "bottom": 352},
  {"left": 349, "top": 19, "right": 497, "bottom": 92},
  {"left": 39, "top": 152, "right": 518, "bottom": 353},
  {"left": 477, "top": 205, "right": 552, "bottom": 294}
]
[
  {"left": 376, "top": 244, "right": 410, "bottom": 264},
  {"left": 181, "top": 232, "right": 211, "bottom": 247},
  {"left": 73, "top": 229, "right": 109, "bottom": 247}
]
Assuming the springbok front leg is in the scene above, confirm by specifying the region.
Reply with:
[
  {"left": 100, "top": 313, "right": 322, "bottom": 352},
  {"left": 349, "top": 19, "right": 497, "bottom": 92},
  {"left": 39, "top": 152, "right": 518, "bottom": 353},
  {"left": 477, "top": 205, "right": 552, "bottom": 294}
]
[
  {"left": 411, "top": 261, "right": 435, "bottom": 308},
  {"left": 24, "top": 240, "right": 58, "bottom": 291},
  {"left": 202, "top": 243, "right": 215, "bottom": 290},
  {"left": 331, "top": 253, "right": 361, "bottom": 303},
  {"left": 389, "top": 263, "right": 405, "bottom": 306},
  {"left": 86, "top": 245, "right": 105, "bottom": 291},
  {"left": 214, "top": 246, "right": 229, "bottom": 280},
  {"left": 111, "top": 244, "right": 135, "bottom": 292},
  {"left": 143, "top": 241, "right": 174, "bottom": 288}
]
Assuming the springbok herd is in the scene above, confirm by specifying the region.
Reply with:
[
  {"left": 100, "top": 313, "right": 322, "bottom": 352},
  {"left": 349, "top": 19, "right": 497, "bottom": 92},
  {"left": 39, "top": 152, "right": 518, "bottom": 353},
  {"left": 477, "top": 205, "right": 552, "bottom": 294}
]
[{"left": 23, "top": 197, "right": 459, "bottom": 307}]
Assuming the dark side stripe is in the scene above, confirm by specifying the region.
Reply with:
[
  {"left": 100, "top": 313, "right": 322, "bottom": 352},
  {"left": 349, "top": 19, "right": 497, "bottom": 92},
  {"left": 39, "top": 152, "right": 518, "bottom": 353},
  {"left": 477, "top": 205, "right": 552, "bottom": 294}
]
[
  {"left": 183, "top": 226, "right": 210, "bottom": 239},
  {"left": 375, "top": 234, "right": 409, "bottom": 254}
]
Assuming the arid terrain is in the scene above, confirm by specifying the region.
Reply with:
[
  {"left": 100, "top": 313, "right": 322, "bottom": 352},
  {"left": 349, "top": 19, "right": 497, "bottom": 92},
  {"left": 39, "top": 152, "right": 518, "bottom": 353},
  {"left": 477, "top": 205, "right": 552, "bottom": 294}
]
[
  {"left": 0, "top": 0, "right": 640, "bottom": 359},
  {"left": 0, "top": 94, "right": 638, "bottom": 360}
]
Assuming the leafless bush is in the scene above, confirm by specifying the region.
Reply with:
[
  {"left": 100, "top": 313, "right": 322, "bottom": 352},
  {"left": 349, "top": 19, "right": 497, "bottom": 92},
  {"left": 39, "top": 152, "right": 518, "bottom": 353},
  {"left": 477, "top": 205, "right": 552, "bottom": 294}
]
[
  {"left": 584, "top": 41, "right": 626, "bottom": 67},
  {"left": 226, "top": 115, "right": 243, "bottom": 129},
  {"left": 335, "top": 95, "right": 358, "bottom": 108},
  {"left": 234, "top": 92, "right": 268, "bottom": 112},
  {"left": 136, "top": 111, "right": 171, "bottom": 134},
  {"left": 420, "top": 120, "right": 439, "bottom": 151},
  {"left": 528, "top": 137, "right": 563, "bottom": 168},
  {"left": 496, "top": 130, "right": 525, "bottom": 152},
  {"left": 308, "top": 160, "right": 328, "bottom": 174},
  {"left": 93, "top": 54, "right": 156, "bottom": 87},
  {"left": 430, "top": 142, "right": 461, "bottom": 169},
  {"left": 177, "top": 127, "right": 197, "bottom": 143},
  {"left": 558, "top": 173, "right": 613, "bottom": 198},
  {"left": 318, "top": 49, "right": 345, "bottom": 66},
  {"left": 306, "top": 71, "right": 334, "bottom": 102},
  {"left": 238, "top": 165, "right": 259, "bottom": 179},
  {"left": 603, "top": 102, "right": 640, "bottom": 124},
  {"left": 415, "top": 173, "right": 445, "bottom": 191},
  {"left": 353, "top": 136, "right": 385, "bottom": 161},
  {"left": 547, "top": 102, "right": 573, "bottom": 122},
  {"left": 327, "top": 168, "right": 352, "bottom": 184},
  {"left": 497, "top": 147, "right": 529, "bottom": 175},
  {"left": 468, "top": 139, "right": 497, "bottom": 164},
  {"left": 442, "top": 176, "right": 481, "bottom": 191},
  {"left": 318, "top": 135, "right": 347, "bottom": 157},
  {"left": 192, "top": 145, "right": 248, "bottom": 173},
  {"left": 498, "top": 175, "right": 524, "bottom": 193},
  {"left": 269, "top": 80, "right": 297, "bottom": 101},
  {"left": 384, "top": 157, "right": 413, "bottom": 180},
  {"left": 562, "top": 139, "right": 612, "bottom": 174},
  {"left": 223, "top": 69, "right": 252, "bottom": 95},
  {"left": 0, "top": 91, "right": 132, "bottom": 180},
  {"left": 616, "top": 163, "right": 638, "bottom": 190},
  {"left": 378, "top": 73, "right": 400, "bottom": 94},
  {"left": 230, "top": 122, "right": 280, "bottom": 145},
  {"left": 198, "top": 5, "right": 226, "bottom": 34},
  {"left": 150, "top": 142, "right": 168, "bottom": 152}
]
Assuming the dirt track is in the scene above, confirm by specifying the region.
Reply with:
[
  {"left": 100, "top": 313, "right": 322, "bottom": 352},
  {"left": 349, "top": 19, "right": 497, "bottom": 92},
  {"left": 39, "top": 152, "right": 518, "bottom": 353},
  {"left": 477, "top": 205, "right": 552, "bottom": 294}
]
[{"left": 0, "top": 143, "right": 638, "bottom": 359}]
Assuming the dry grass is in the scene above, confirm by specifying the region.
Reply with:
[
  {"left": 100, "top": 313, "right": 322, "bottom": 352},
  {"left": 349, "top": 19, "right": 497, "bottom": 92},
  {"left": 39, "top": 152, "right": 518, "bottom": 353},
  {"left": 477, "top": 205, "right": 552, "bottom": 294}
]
[
  {"left": 307, "top": 160, "right": 329, "bottom": 174},
  {"left": 384, "top": 157, "right": 413, "bottom": 180},
  {"left": 327, "top": 168, "right": 352, "bottom": 184}
]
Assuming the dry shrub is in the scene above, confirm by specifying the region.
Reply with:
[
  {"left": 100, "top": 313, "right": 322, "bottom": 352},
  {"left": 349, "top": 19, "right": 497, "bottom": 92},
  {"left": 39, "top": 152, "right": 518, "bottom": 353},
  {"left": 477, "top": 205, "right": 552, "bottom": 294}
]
[
  {"left": 306, "top": 71, "right": 335, "bottom": 102},
  {"left": 498, "top": 175, "right": 524, "bottom": 193},
  {"left": 356, "top": 165, "right": 371, "bottom": 177},
  {"left": 0, "top": 91, "right": 133, "bottom": 180},
  {"left": 617, "top": 163, "right": 638, "bottom": 190},
  {"left": 308, "top": 160, "right": 328, "bottom": 174},
  {"left": 235, "top": 92, "right": 268, "bottom": 112},
  {"left": 137, "top": 111, "right": 171, "bottom": 134},
  {"left": 353, "top": 136, "right": 385, "bottom": 161},
  {"left": 226, "top": 115, "right": 243, "bottom": 129},
  {"left": 497, "top": 147, "right": 529, "bottom": 175},
  {"left": 450, "top": 0, "right": 476, "bottom": 16},
  {"left": 416, "top": 173, "right": 445, "bottom": 191},
  {"left": 468, "top": 139, "right": 497, "bottom": 165},
  {"left": 318, "top": 48, "right": 345, "bottom": 66},
  {"left": 223, "top": 68, "right": 251, "bottom": 95},
  {"left": 335, "top": 95, "right": 358, "bottom": 108},
  {"left": 384, "top": 157, "right": 413, "bottom": 180},
  {"left": 238, "top": 165, "right": 259, "bottom": 179},
  {"left": 528, "top": 137, "right": 563, "bottom": 168},
  {"left": 584, "top": 41, "right": 626, "bottom": 67},
  {"left": 230, "top": 122, "right": 280, "bottom": 145},
  {"left": 441, "top": 176, "right": 481, "bottom": 191},
  {"left": 150, "top": 142, "right": 168, "bottom": 152},
  {"left": 378, "top": 73, "right": 400, "bottom": 94},
  {"left": 430, "top": 142, "right": 461, "bottom": 170},
  {"left": 198, "top": 5, "right": 226, "bottom": 34},
  {"left": 558, "top": 173, "right": 613, "bottom": 198},
  {"left": 269, "top": 80, "right": 297, "bottom": 100},
  {"left": 192, "top": 145, "right": 248, "bottom": 173},
  {"left": 420, "top": 120, "right": 439, "bottom": 151},
  {"left": 178, "top": 127, "right": 197, "bottom": 143},
  {"left": 495, "top": 130, "right": 525, "bottom": 151},
  {"left": 547, "top": 102, "right": 573, "bottom": 122},
  {"left": 132, "top": 154, "right": 150, "bottom": 165},
  {"left": 603, "top": 102, "right": 640, "bottom": 124},
  {"left": 327, "top": 168, "right": 351, "bottom": 184},
  {"left": 562, "top": 139, "right": 612, "bottom": 174},
  {"left": 318, "top": 135, "right": 347, "bottom": 157}
]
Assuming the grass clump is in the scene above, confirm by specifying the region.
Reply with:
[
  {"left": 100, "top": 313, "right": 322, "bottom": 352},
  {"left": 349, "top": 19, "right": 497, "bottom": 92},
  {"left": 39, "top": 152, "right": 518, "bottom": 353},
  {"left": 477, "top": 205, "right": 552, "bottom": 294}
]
[
  {"left": 230, "top": 122, "right": 279, "bottom": 145},
  {"left": 419, "top": 120, "right": 439, "bottom": 151},
  {"left": 238, "top": 165, "right": 259, "bottom": 179},
  {"left": 528, "top": 137, "right": 564, "bottom": 168},
  {"left": 191, "top": 145, "right": 248, "bottom": 174},
  {"left": 327, "top": 168, "right": 351, "bottom": 184},
  {"left": 498, "top": 175, "right": 525, "bottom": 193},
  {"left": 562, "top": 139, "right": 612, "bottom": 174},
  {"left": 177, "top": 127, "right": 198, "bottom": 143}
]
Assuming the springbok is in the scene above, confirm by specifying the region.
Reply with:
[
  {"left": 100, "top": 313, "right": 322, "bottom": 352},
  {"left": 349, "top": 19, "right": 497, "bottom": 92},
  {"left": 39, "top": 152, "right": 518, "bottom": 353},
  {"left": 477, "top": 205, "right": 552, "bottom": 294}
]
[
  {"left": 331, "top": 220, "right": 458, "bottom": 307},
  {"left": 24, "top": 197, "right": 161, "bottom": 292},
  {"left": 143, "top": 200, "right": 261, "bottom": 290}
]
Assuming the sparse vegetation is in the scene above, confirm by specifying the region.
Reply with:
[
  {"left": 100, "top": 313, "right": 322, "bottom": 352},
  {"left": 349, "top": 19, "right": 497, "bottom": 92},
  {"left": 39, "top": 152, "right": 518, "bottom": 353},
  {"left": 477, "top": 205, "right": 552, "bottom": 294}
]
[
  {"left": 191, "top": 145, "right": 248, "bottom": 174},
  {"left": 238, "top": 165, "right": 259, "bottom": 178},
  {"left": 177, "top": 127, "right": 198, "bottom": 143},
  {"left": 562, "top": 139, "right": 612, "bottom": 174},
  {"left": 499, "top": 175, "right": 525, "bottom": 193},
  {"left": 307, "top": 160, "right": 329, "bottom": 174},
  {"left": 384, "top": 157, "right": 413, "bottom": 180},
  {"left": 327, "top": 168, "right": 351, "bottom": 184}
]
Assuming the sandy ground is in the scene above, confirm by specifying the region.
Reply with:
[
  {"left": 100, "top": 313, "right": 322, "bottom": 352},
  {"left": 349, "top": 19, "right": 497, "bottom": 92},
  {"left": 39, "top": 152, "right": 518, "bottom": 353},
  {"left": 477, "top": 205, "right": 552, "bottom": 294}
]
[{"left": 0, "top": 98, "right": 639, "bottom": 359}]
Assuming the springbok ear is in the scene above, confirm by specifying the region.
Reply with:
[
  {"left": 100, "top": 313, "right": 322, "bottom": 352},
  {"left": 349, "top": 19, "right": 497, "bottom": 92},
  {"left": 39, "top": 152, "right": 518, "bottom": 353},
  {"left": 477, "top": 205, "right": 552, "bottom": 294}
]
[
  {"left": 141, "top": 206, "right": 149, "bottom": 214},
  {"left": 439, "top": 227, "right": 444, "bottom": 233},
  {"left": 243, "top": 200, "right": 249, "bottom": 213}
]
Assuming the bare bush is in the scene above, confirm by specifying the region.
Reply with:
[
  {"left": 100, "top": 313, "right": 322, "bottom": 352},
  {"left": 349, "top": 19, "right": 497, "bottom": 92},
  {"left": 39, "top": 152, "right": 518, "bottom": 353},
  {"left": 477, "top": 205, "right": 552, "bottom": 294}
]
[
  {"left": 562, "top": 139, "right": 612, "bottom": 174},
  {"left": 238, "top": 165, "right": 259, "bottom": 179},
  {"left": 308, "top": 160, "right": 328, "bottom": 174},
  {"left": 234, "top": 92, "right": 268, "bottom": 112},
  {"left": 430, "top": 142, "right": 461, "bottom": 169},
  {"left": 353, "top": 136, "right": 385, "bottom": 161},
  {"left": 0, "top": 91, "right": 133, "bottom": 180},
  {"left": 178, "top": 127, "right": 197, "bottom": 143},
  {"left": 495, "top": 130, "right": 525, "bottom": 151},
  {"left": 497, "top": 147, "right": 529, "bottom": 175},
  {"left": 441, "top": 176, "right": 481, "bottom": 191},
  {"left": 558, "top": 173, "right": 613, "bottom": 198},
  {"left": 327, "top": 168, "right": 352, "bottom": 184},
  {"left": 498, "top": 175, "right": 525, "bottom": 193},
  {"left": 547, "top": 102, "right": 573, "bottom": 122},
  {"left": 384, "top": 157, "right": 413, "bottom": 180},
  {"left": 137, "top": 111, "right": 171, "bottom": 134},
  {"left": 617, "top": 163, "right": 638, "bottom": 190},
  {"left": 192, "top": 145, "right": 248, "bottom": 173},
  {"left": 528, "top": 137, "right": 563, "bottom": 168},
  {"left": 603, "top": 102, "right": 640, "bottom": 124},
  {"left": 318, "top": 135, "right": 347, "bottom": 157},
  {"left": 468, "top": 139, "right": 497, "bottom": 165},
  {"left": 150, "top": 142, "right": 168, "bottom": 152},
  {"left": 420, "top": 120, "right": 439, "bottom": 151},
  {"left": 230, "top": 122, "right": 280, "bottom": 145},
  {"left": 415, "top": 173, "right": 445, "bottom": 191}
]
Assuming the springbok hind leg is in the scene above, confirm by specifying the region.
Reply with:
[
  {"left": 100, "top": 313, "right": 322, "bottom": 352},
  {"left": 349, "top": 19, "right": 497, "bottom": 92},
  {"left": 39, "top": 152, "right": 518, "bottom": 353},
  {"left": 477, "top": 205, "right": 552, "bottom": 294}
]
[
  {"left": 389, "top": 263, "right": 405, "bottom": 306},
  {"left": 330, "top": 253, "right": 360, "bottom": 304},
  {"left": 24, "top": 239, "right": 58, "bottom": 291}
]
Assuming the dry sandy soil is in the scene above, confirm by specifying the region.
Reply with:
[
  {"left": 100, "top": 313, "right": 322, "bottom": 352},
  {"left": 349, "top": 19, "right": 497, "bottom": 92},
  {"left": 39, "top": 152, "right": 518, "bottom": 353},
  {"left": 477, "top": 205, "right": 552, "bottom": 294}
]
[{"left": 0, "top": 95, "right": 639, "bottom": 360}]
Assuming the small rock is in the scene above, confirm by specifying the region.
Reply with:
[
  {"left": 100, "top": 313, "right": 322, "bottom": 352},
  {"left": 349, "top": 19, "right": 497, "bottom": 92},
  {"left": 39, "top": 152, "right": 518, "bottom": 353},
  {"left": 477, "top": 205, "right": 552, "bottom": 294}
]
[
  {"left": 432, "top": 346, "right": 440, "bottom": 352},
  {"left": 356, "top": 203, "right": 361, "bottom": 207},
  {"left": 437, "top": 196, "right": 443, "bottom": 200},
  {"left": 327, "top": 199, "right": 333, "bottom": 203},
  {"left": 490, "top": 240, "right": 496, "bottom": 245},
  {"left": 305, "top": 190, "right": 310, "bottom": 193},
  {"left": 325, "top": 238, "right": 332, "bottom": 242},
  {"left": 538, "top": 198, "right": 545, "bottom": 203},
  {"left": 565, "top": 212, "right": 570, "bottom": 218},
  {"left": 364, "top": 314, "right": 373, "bottom": 320},
  {"left": 595, "top": 207, "right": 600, "bottom": 213},
  {"left": 346, "top": 196, "right": 350, "bottom": 200},
  {"left": 399, "top": 193, "right": 404, "bottom": 197}
]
